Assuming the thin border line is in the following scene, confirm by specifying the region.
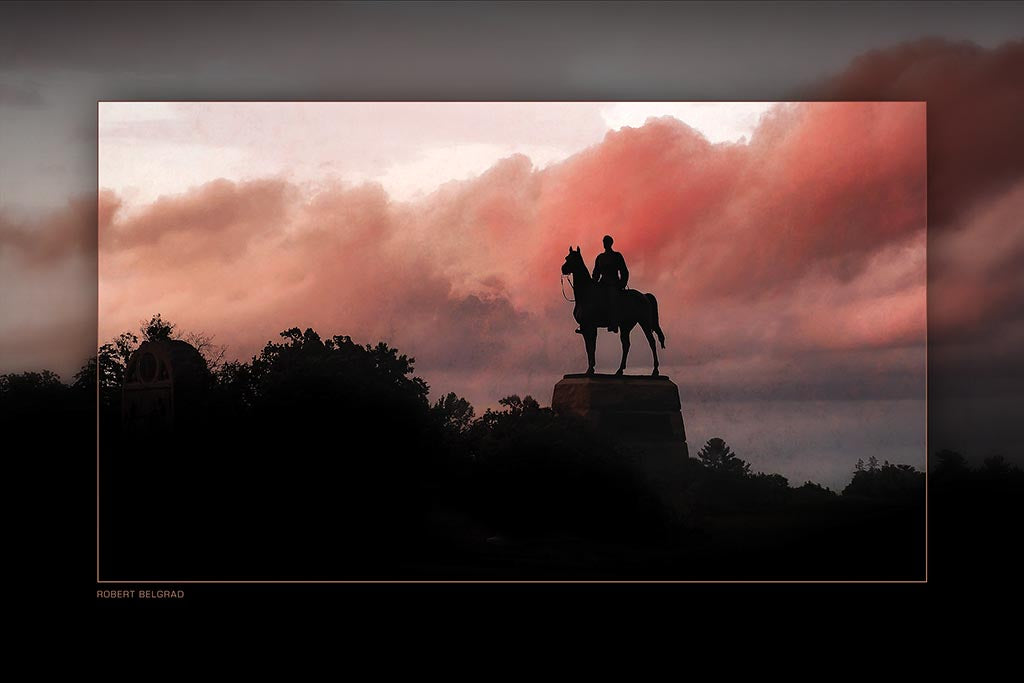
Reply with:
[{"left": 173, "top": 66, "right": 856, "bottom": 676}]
[{"left": 95, "top": 99, "right": 930, "bottom": 585}]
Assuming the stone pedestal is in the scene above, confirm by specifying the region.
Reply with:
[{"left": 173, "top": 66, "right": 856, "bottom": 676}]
[{"left": 551, "top": 374, "right": 689, "bottom": 460}]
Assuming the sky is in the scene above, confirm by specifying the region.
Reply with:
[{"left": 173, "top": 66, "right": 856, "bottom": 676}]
[
  {"left": 92, "top": 99, "right": 928, "bottom": 489},
  {"left": 95, "top": 99, "right": 926, "bottom": 391},
  {"left": 97, "top": 101, "right": 778, "bottom": 206},
  {"left": 2, "top": 2, "right": 1022, "bottom": 487}
]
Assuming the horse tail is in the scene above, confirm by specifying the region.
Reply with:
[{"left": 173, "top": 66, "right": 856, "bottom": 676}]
[{"left": 645, "top": 293, "right": 666, "bottom": 348}]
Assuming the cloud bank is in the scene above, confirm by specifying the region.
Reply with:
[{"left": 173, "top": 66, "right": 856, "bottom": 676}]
[
  {"left": 77, "top": 100, "right": 927, "bottom": 410},
  {"left": 8, "top": 38, "right": 1021, "bottom": 424}
]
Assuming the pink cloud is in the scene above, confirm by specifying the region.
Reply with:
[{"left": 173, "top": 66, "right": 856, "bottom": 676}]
[
  {"left": 91, "top": 100, "right": 927, "bottom": 408},
  {"left": 29, "top": 37, "right": 1024, "bottom": 405}
]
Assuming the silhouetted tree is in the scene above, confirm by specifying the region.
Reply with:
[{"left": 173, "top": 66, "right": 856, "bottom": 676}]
[
  {"left": 497, "top": 394, "right": 541, "bottom": 416},
  {"left": 793, "top": 481, "right": 837, "bottom": 500},
  {"left": 431, "top": 392, "right": 475, "bottom": 435},
  {"left": 73, "top": 331, "right": 138, "bottom": 408},
  {"left": 843, "top": 461, "right": 924, "bottom": 500},
  {"left": 210, "top": 360, "right": 256, "bottom": 414},
  {"left": 140, "top": 313, "right": 175, "bottom": 341},
  {"left": 933, "top": 449, "right": 969, "bottom": 479},
  {"left": 181, "top": 330, "right": 227, "bottom": 373},
  {"left": 745, "top": 471, "right": 790, "bottom": 505},
  {"left": 982, "top": 455, "right": 1011, "bottom": 477},
  {"left": 243, "top": 328, "right": 430, "bottom": 409},
  {"left": 750, "top": 472, "right": 788, "bottom": 488},
  {"left": 697, "top": 437, "right": 751, "bottom": 476},
  {"left": 465, "top": 394, "right": 672, "bottom": 543},
  {"left": 135, "top": 313, "right": 226, "bottom": 371},
  {"left": 1, "top": 369, "right": 61, "bottom": 392},
  {"left": 0, "top": 370, "right": 66, "bottom": 412},
  {"left": 74, "top": 317, "right": 941, "bottom": 580}
]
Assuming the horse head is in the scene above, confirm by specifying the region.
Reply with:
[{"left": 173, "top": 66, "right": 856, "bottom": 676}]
[{"left": 562, "top": 245, "right": 587, "bottom": 278}]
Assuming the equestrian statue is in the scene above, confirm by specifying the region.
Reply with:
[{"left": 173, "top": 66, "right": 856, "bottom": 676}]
[{"left": 561, "top": 235, "right": 665, "bottom": 376}]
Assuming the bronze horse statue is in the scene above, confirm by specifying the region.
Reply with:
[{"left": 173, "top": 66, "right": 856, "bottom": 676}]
[{"left": 561, "top": 246, "right": 665, "bottom": 375}]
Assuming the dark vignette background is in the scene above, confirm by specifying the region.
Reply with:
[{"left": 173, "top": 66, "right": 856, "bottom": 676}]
[{"left": 2, "top": 1, "right": 1021, "bottom": 615}]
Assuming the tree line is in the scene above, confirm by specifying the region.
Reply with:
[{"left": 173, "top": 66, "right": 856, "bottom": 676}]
[{"left": 4, "top": 314, "right": 1008, "bottom": 579}]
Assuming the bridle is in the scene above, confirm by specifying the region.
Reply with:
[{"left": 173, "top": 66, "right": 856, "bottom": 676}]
[{"left": 560, "top": 272, "right": 575, "bottom": 302}]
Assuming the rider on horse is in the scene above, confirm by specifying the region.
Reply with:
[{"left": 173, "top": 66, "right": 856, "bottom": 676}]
[
  {"left": 576, "top": 234, "right": 629, "bottom": 334},
  {"left": 563, "top": 238, "right": 664, "bottom": 376},
  {"left": 593, "top": 234, "right": 629, "bottom": 332}
]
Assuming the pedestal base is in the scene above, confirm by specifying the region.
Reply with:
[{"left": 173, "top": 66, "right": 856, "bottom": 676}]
[{"left": 552, "top": 374, "right": 689, "bottom": 458}]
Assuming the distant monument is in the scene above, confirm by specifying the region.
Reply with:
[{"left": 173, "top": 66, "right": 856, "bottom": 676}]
[{"left": 122, "top": 339, "right": 210, "bottom": 431}]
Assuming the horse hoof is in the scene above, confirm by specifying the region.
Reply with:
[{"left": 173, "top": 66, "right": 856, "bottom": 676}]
[
  {"left": 652, "top": 368, "right": 660, "bottom": 376},
  {"left": 615, "top": 369, "right": 624, "bottom": 376},
  {"left": 586, "top": 367, "right": 595, "bottom": 375}
]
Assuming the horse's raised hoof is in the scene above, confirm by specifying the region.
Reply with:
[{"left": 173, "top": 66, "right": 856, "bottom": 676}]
[{"left": 652, "top": 368, "right": 660, "bottom": 376}]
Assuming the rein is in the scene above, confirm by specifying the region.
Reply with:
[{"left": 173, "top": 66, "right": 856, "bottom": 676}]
[{"left": 560, "top": 273, "right": 575, "bottom": 302}]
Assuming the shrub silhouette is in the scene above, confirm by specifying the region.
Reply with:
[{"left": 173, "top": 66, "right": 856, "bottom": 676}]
[
  {"left": 842, "top": 460, "right": 924, "bottom": 501},
  {"left": 792, "top": 481, "right": 837, "bottom": 502},
  {"left": 0, "top": 370, "right": 70, "bottom": 420}
]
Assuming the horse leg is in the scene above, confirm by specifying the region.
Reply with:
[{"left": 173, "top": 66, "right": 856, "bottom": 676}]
[
  {"left": 641, "top": 324, "right": 660, "bottom": 376},
  {"left": 616, "top": 323, "right": 634, "bottom": 375},
  {"left": 584, "top": 326, "right": 597, "bottom": 374}
]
